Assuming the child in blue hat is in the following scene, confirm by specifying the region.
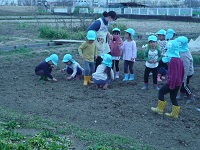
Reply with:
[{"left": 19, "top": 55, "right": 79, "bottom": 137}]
[
  {"left": 151, "top": 40, "right": 184, "bottom": 119},
  {"left": 141, "top": 35, "right": 162, "bottom": 90},
  {"left": 78, "top": 30, "right": 98, "bottom": 86},
  {"left": 35, "top": 54, "right": 58, "bottom": 82},
  {"left": 109, "top": 28, "right": 123, "bottom": 79},
  {"left": 92, "top": 54, "right": 114, "bottom": 90},
  {"left": 176, "top": 36, "right": 195, "bottom": 104},
  {"left": 61, "top": 54, "right": 84, "bottom": 80},
  {"left": 119, "top": 28, "right": 137, "bottom": 81},
  {"left": 156, "top": 29, "right": 168, "bottom": 82}
]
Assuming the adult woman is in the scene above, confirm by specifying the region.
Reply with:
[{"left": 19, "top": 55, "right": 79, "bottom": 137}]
[{"left": 87, "top": 11, "right": 117, "bottom": 70}]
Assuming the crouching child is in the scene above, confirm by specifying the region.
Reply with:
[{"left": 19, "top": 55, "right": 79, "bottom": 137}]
[{"left": 92, "top": 54, "right": 114, "bottom": 89}]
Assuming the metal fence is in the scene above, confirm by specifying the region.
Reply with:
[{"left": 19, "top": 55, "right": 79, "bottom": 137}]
[{"left": 53, "top": 7, "right": 200, "bottom": 17}]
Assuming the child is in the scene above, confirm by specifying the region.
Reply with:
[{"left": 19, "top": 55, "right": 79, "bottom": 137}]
[
  {"left": 156, "top": 29, "right": 168, "bottom": 82},
  {"left": 35, "top": 54, "right": 58, "bottom": 82},
  {"left": 78, "top": 30, "right": 98, "bottom": 85},
  {"left": 109, "top": 28, "right": 123, "bottom": 78},
  {"left": 61, "top": 54, "right": 84, "bottom": 80},
  {"left": 151, "top": 40, "right": 184, "bottom": 119},
  {"left": 176, "top": 36, "right": 195, "bottom": 104},
  {"left": 119, "top": 28, "right": 137, "bottom": 81},
  {"left": 92, "top": 54, "right": 114, "bottom": 90},
  {"left": 141, "top": 35, "right": 162, "bottom": 90}
]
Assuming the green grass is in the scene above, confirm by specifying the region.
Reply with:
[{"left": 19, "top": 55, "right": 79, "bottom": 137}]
[{"left": 0, "top": 106, "right": 156, "bottom": 150}]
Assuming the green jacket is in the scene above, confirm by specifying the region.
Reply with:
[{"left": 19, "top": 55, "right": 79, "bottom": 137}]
[{"left": 144, "top": 45, "right": 162, "bottom": 63}]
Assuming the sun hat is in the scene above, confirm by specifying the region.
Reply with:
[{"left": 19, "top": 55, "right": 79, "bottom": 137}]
[
  {"left": 176, "top": 36, "right": 189, "bottom": 53},
  {"left": 165, "top": 28, "right": 176, "bottom": 40},
  {"left": 112, "top": 28, "right": 120, "bottom": 32},
  {"left": 101, "top": 54, "right": 113, "bottom": 67},
  {"left": 162, "top": 40, "right": 180, "bottom": 63},
  {"left": 86, "top": 30, "right": 96, "bottom": 40},
  {"left": 148, "top": 35, "right": 157, "bottom": 42},
  {"left": 62, "top": 54, "right": 75, "bottom": 63},
  {"left": 156, "top": 29, "right": 166, "bottom": 35},
  {"left": 125, "top": 28, "right": 135, "bottom": 39},
  {"left": 45, "top": 54, "right": 58, "bottom": 65}
]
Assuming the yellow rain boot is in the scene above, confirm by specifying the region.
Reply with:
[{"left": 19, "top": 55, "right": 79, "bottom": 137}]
[
  {"left": 151, "top": 100, "right": 167, "bottom": 115},
  {"left": 88, "top": 76, "right": 94, "bottom": 84},
  {"left": 84, "top": 76, "right": 89, "bottom": 86},
  {"left": 165, "top": 105, "right": 180, "bottom": 118}
]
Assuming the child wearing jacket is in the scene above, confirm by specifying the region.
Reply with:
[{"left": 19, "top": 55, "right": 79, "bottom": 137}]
[
  {"left": 156, "top": 29, "right": 168, "bottom": 82},
  {"left": 78, "top": 30, "right": 97, "bottom": 85},
  {"left": 35, "top": 54, "right": 58, "bottom": 82},
  {"left": 119, "top": 28, "right": 137, "bottom": 81},
  {"left": 109, "top": 28, "right": 123, "bottom": 78},
  {"left": 151, "top": 40, "right": 184, "bottom": 119},
  {"left": 176, "top": 36, "right": 195, "bottom": 104},
  {"left": 61, "top": 54, "right": 84, "bottom": 80},
  {"left": 141, "top": 35, "right": 162, "bottom": 90},
  {"left": 92, "top": 54, "right": 114, "bottom": 90}
]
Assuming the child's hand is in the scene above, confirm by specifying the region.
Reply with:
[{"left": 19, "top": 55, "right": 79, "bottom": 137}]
[
  {"left": 118, "top": 42, "right": 123, "bottom": 47},
  {"left": 153, "top": 60, "right": 157, "bottom": 63},
  {"left": 131, "top": 58, "right": 135, "bottom": 62},
  {"left": 66, "top": 76, "right": 72, "bottom": 80},
  {"left": 149, "top": 60, "right": 154, "bottom": 63},
  {"left": 52, "top": 77, "right": 57, "bottom": 82}
]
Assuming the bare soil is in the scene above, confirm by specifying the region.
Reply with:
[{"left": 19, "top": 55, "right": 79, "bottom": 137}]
[{"left": 0, "top": 11, "right": 200, "bottom": 150}]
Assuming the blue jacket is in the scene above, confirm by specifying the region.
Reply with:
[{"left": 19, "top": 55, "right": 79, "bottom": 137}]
[
  {"left": 87, "top": 17, "right": 108, "bottom": 31},
  {"left": 35, "top": 61, "right": 53, "bottom": 79}
]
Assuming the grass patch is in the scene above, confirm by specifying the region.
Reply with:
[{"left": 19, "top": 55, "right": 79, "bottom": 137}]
[{"left": 0, "top": 106, "right": 156, "bottom": 150}]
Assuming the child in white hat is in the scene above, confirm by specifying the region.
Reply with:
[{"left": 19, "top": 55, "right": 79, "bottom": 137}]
[
  {"left": 119, "top": 28, "right": 137, "bottom": 81},
  {"left": 35, "top": 54, "right": 58, "bottom": 82},
  {"left": 92, "top": 54, "right": 114, "bottom": 90},
  {"left": 61, "top": 54, "right": 84, "bottom": 80}
]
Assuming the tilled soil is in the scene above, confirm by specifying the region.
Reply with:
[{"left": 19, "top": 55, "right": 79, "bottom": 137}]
[
  {"left": 0, "top": 45, "right": 199, "bottom": 150},
  {"left": 0, "top": 13, "right": 200, "bottom": 149}
]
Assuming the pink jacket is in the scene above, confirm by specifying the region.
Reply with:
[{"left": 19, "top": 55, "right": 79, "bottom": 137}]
[
  {"left": 109, "top": 35, "right": 123, "bottom": 57},
  {"left": 167, "top": 58, "right": 184, "bottom": 89}
]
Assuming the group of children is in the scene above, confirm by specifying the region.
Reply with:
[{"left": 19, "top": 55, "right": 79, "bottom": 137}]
[{"left": 35, "top": 27, "right": 197, "bottom": 118}]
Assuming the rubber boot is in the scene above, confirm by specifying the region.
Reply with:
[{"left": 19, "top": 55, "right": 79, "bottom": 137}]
[
  {"left": 141, "top": 83, "right": 148, "bottom": 90},
  {"left": 84, "top": 76, "right": 89, "bottom": 86},
  {"left": 154, "top": 84, "right": 160, "bottom": 91},
  {"left": 115, "top": 71, "right": 119, "bottom": 79},
  {"left": 151, "top": 100, "right": 167, "bottom": 115},
  {"left": 186, "top": 94, "right": 195, "bottom": 104},
  {"left": 157, "top": 74, "right": 162, "bottom": 82},
  {"left": 197, "top": 108, "right": 200, "bottom": 112},
  {"left": 165, "top": 105, "right": 180, "bottom": 118},
  {"left": 176, "top": 92, "right": 185, "bottom": 100},
  {"left": 43, "top": 76, "right": 51, "bottom": 81},
  {"left": 88, "top": 76, "right": 94, "bottom": 83},
  {"left": 129, "top": 74, "right": 134, "bottom": 81},
  {"left": 122, "top": 74, "right": 129, "bottom": 81}
]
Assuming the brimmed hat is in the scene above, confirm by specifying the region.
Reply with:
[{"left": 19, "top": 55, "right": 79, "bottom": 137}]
[
  {"left": 125, "top": 28, "right": 135, "bottom": 39},
  {"left": 112, "top": 28, "right": 120, "bottom": 32},
  {"left": 87, "top": 30, "right": 96, "bottom": 40},
  {"left": 176, "top": 36, "right": 189, "bottom": 52},
  {"left": 62, "top": 54, "right": 75, "bottom": 63},
  {"left": 165, "top": 29, "right": 175, "bottom": 40},
  {"left": 101, "top": 54, "right": 113, "bottom": 67},
  {"left": 148, "top": 35, "right": 157, "bottom": 42},
  {"left": 156, "top": 29, "right": 166, "bottom": 35},
  {"left": 45, "top": 54, "right": 58, "bottom": 65}
]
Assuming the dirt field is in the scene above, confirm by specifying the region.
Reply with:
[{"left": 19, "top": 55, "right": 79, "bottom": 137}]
[{"left": 0, "top": 12, "right": 200, "bottom": 149}]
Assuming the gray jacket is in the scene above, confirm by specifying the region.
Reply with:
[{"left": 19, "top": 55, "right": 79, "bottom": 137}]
[{"left": 180, "top": 51, "right": 194, "bottom": 84}]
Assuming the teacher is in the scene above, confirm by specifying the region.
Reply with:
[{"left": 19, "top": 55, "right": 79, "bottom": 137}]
[{"left": 87, "top": 11, "right": 117, "bottom": 70}]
